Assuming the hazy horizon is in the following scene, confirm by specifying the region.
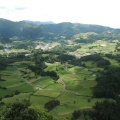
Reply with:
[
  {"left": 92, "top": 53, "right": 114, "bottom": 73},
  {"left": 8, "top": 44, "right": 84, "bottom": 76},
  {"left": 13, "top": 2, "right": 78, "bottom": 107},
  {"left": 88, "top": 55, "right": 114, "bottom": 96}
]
[{"left": 0, "top": 0, "right": 120, "bottom": 28}]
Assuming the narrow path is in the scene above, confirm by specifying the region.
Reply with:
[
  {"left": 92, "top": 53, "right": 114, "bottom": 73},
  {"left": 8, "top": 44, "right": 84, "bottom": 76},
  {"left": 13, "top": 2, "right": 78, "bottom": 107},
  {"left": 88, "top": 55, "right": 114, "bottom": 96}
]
[
  {"left": 60, "top": 75, "right": 66, "bottom": 92},
  {"left": 59, "top": 63, "right": 69, "bottom": 92}
]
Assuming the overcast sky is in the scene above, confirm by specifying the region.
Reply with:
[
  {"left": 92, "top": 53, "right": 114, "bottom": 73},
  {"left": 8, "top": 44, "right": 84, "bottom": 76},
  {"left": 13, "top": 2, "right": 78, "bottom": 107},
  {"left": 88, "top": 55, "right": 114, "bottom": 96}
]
[{"left": 0, "top": 0, "right": 120, "bottom": 28}]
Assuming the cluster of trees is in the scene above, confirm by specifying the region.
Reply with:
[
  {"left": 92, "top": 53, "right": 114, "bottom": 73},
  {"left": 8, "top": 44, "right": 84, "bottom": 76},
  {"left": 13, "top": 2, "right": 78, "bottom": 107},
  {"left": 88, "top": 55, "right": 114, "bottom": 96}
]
[
  {"left": 52, "top": 45, "right": 81, "bottom": 53},
  {"left": 0, "top": 75, "right": 5, "bottom": 81},
  {"left": 45, "top": 71, "right": 59, "bottom": 80},
  {"left": 57, "top": 53, "right": 83, "bottom": 66},
  {"left": 0, "top": 44, "right": 3, "bottom": 50},
  {"left": 44, "top": 100, "right": 60, "bottom": 111},
  {"left": 72, "top": 99, "right": 120, "bottom": 120},
  {"left": 74, "top": 33, "right": 107, "bottom": 44},
  {"left": 0, "top": 97, "right": 2, "bottom": 101},
  {"left": 75, "top": 31, "right": 120, "bottom": 45},
  {"left": 57, "top": 54, "right": 76, "bottom": 63},
  {"left": 36, "top": 51, "right": 82, "bottom": 66},
  {"left": 32, "top": 51, "right": 83, "bottom": 67},
  {"left": 28, "top": 63, "right": 46, "bottom": 76},
  {"left": 0, "top": 53, "right": 28, "bottom": 71},
  {"left": 2, "top": 90, "right": 20, "bottom": 100},
  {"left": 0, "top": 55, "right": 8, "bottom": 70},
  {"left": 80, "top": 54, "right": 111, "bottom": 67},
  {"left": 93, "top": 66, "right": 120, "bottom": 98},
  {"left": 115, "top": 42, "right": 120, "bottom": 51},
  {"left": 0, "top": 86, "right": 7, "bottom": 90},
  {"left": 0, "top": 99, "right": 57, "bottom": 120},
  {"left": 105, "top": 53, "right": 120, "bottom": 62},
  {"left": 71, "top": 61, "right": 120, "bottom": 119},
  {"left": 28, "top": 53, "right": 59, "bottom": 80},
  {"left": 0, "top": 37, "right": 11, "bottom": 44},
  {"left": 91, "top": 99, "right": 120, "bottom": 120},
  {"left": 75, "top": 37, "right": 96, "bottom": 43},
  {"left": 13, "top": 43, "right": 29, "bottom": 49},
  {"left": 72, "top": 109, "right": 82, "bottom": 120},
  {"left": 2, "top": 53, "right": 29, "bottom": 65},
  {"left": 29, "top": 64, "right": 59, "bottom": 80}
]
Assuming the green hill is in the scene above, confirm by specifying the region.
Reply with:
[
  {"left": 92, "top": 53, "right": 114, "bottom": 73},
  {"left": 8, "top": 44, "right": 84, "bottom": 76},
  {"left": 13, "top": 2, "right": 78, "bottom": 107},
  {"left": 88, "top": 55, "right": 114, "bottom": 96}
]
[{"left": 0, "top": 18, "right": 119, "bottom": 40}]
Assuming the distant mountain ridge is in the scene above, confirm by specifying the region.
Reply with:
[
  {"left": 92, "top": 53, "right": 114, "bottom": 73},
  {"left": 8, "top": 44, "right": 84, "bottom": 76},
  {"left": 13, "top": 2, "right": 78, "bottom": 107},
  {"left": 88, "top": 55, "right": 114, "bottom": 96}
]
[
  {"left": 0, "top": 18, "right": 120, "bottom": 40},
  {"left": 22, "top": 20, "right": 55, "bottom": 25}
]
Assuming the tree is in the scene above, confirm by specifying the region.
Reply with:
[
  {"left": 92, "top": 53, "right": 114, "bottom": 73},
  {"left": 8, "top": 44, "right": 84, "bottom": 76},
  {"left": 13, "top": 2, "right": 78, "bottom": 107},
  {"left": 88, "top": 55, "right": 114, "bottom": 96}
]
[
  {"left": 72, "top": 110, "right": 81, "bottom": 120},
  {"left": 91, "top": 100, "right": 120, "bottom": 120},
  {"left": 93, "top": 67, "right": 120, "bottom": 98},
  {"left": 1, "top": 37, "right": 11, "bottom": 43},
  {"left": 3, "top": 99, "right": 38, "bottom": 120},
  {"left": 44, "top": 100, "right": 60, "bottom": 111},
  {"left": 2, "top": 99, "right": 57, "bottom": 120},
  {"left": 4, "top": 100, "right": 38, "bottom": 120}
]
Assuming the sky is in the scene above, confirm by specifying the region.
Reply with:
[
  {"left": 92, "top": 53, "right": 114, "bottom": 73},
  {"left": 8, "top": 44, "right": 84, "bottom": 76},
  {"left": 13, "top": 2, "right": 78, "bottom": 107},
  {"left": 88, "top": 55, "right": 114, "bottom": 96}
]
[{"left": 0, "top": 0, "right": 120, "bottom": 28}]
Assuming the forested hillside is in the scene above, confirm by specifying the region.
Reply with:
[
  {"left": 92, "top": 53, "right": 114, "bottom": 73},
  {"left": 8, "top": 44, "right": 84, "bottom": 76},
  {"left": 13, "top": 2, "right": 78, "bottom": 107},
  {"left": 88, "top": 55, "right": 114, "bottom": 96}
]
[{"left": 0, "top": 18, "right": 119, "bottom": 40}]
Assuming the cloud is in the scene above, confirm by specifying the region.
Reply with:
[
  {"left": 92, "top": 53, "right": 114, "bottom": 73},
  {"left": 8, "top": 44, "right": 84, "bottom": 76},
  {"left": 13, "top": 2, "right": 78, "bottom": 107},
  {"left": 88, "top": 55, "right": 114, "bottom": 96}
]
[
  {"left": 0, "top": 6, "right": 26, "bottom": 13},
  {"left": 0, "top": 6, "right": 6, "bottom": 9},
  {"left": 14, "top": 7, "right": 26, "bottom": 11},
  {"left": 0, "top": 0, "right": 120, "bottom": 28}
]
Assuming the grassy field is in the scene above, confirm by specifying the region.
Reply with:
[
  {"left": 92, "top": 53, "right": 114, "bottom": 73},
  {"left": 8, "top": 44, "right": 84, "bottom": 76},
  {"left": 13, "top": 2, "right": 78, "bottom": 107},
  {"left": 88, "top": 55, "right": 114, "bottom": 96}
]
[
  {"left": 0, "top": 61, "right": 114, "bottom": 119},
  {"left": 1, "top": 39, "right": 120, "bottom": 119},
  {"left": 1, "top": 61, "right": 100, "bottom": 118},
  {"left": 76, "top": 40, "right": 116, "bottom": 53}
]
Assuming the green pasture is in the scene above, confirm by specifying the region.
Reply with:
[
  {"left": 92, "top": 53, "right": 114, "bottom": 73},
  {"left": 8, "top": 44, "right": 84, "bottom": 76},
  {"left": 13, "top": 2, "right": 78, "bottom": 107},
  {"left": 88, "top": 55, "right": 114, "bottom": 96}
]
[
  {"left": 0, "top": 84, "right": 34, "bottom": 98},
  {"left": 30, "top": 95, "right": 52, "bottom": 108},
  {"left": 53, "top": 92, "right": 103, "bottom": 112},
  {"left": 68, "top": 80, "right": 96, "bottom": 95},
  {"left": 2, "top": 93, "right": 31, "bottom": 103},
  {"left": 0, "top": 39, "right": 119, "bottom": 119},
  {"left": 45, "top": 62, "right": 70, "bottom": 75},
  {"left": 0, "top": 76, "right": 22, "bottom": 87},
  {"left": 69, "top": 66, "right": 84, "bottom": 73},
  {"left": 45, "top": 62, "right": 57, "bottom": 71},
  {"left": 43, "top": 83, "right": 63, "bottom": 91},
  {"left": 83, "top": 61, "right": 97, "bottom": 67},
  {"left": 32, "top": 76, "right": 54, "bottom": 88},
  {"left": 0, "top": 66, "right": 17, "bottom": 75},
  {"left": 62, "top": 75, "right": 75, "bottom": 86},
  {"left": 104, "top": 57, "right": 120, "bottom": 66},
  {"left": 42, "top": 54, "right": 49, "bottom": 57},
  {"left": 51, "top": 93, "right": 106, "bottom": 118},
  {"left": 8, "top": 83, "right": 34, "bottom": 93},
  {"left": 0, "top": 66, "right": 22, "bottom": 86},
  {"left": 57, "top": 69, "right": 68, "bottom": 75},
  {"left": 76, "top": 40, "right": 116, "bottom": 53},
  {"left": 0, "top": 89, "right": 14, "bottom": 97},
  {"left": 34, "top": 90, "right": 61, "bottom": 98}
]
